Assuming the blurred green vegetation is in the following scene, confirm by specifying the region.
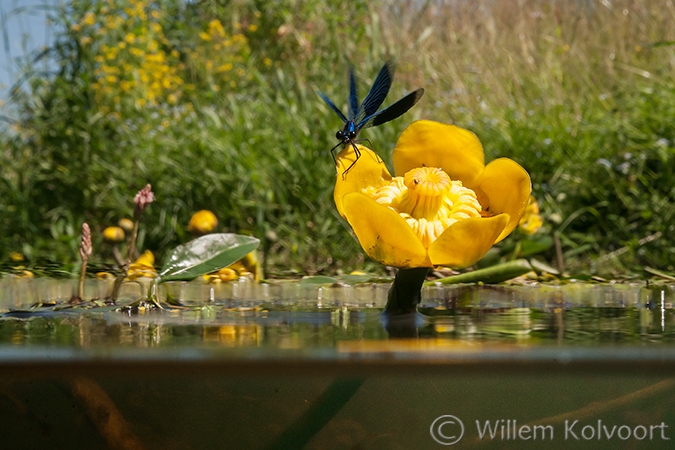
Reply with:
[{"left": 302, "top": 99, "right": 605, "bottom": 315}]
[{"left": 1, "top": 0, "right": 674, "bottom": 277}]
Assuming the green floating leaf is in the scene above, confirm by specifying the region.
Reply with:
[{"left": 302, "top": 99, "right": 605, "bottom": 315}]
[
  {"left": 426, "top": 259, "right": 533, "bottom": 286},
  {"left": 299, "top": 276, "right": 339, "bottom": 286},
  {"left": 159, "top": 233, "right": 260, "bottom": 282},
  {"left": 338, "top": 274, "right": 377, "bottom": 285}
]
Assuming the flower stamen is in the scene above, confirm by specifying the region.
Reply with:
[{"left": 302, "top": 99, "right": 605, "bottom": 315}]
[{"left": 366, "top": 167, "right": 482, "bottom": 248}]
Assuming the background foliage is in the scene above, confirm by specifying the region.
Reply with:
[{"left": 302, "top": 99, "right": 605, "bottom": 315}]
[{"left": 1, "top": 0, "right": 675, "bottom": 277}]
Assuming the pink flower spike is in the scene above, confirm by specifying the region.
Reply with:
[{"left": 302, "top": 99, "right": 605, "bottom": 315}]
[
  {"left": 134, "top": 184, "right": 155, "bottom": 217},
  {"left": 80, "top": 223, "right": 92, "bottom": 261}
]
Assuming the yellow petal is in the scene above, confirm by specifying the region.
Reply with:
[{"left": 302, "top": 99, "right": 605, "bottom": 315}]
[
  {"left": 333, "top": 144, "right": 391, "bottom": 218},
  {"left": 134, "top": 250, "right": 155, "bottom": 267},
  {"left": 342, "top": 192, "right": 431, "bottom": 268},
  {"left": 393, "top": 120, "right": 485, "bottom": 188},
  {"left": 477, "top": 158, "right": 532, "bottom": 243},
  {"left": 428, "top": 214, "right": 509, "bottom": 268}
]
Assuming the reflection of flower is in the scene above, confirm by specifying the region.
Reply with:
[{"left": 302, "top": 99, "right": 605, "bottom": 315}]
[
  {"left": 126, "top": 250, "right": 158, "bottom": 280},
  {"left": 334, "top": 120, "right": 531, "bottom": 269},
  {"left": 518, "top": 196, "right": 543, "bottom": 235},
  {"left": 188, "top": 210, "right": 218, "bottom": 235},
  {"left": 103, "top": 226, "right": 125, "bottom": 243}
]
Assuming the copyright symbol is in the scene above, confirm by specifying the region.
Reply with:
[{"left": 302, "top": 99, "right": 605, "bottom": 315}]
[{"left": 430, "top": 415, "right": 465, "bottom": 445}]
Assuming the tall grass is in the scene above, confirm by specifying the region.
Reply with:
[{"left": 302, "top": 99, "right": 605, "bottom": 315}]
[{"left": 1, "top": 0, "right": 675, "bottom": 276}]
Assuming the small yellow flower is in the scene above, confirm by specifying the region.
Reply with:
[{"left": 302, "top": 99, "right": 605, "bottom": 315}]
[
  {"left": 135, "top": 250, "right": 155, "bottom": 267},
  {"left": 216, "top": 63, "right": 233, "bottom": 73},
  {"left": 126, "top": 250, "right": 157, "bottom": 280},
  {"left": 82, "top": 12, "right": 96, "bottom": 27},
  {"left": 334, "top": 120, "right": 532, "bottom": 269},
  {"left": 9, "top": 252, "right": 24, "bottom": 262},
  {"left": 97, "top": 272, "right": 115, "bottom": 280},
  {"left": 203, "top": 267, "right": 237, "bottom": 283},
  {"left": 119, "top": 218, "right": 134, "bottom": 232},
  {"left": 103, "top": 226, "right": 125, "bottom": 243},
  {"left": 188, "top": 210, "right": 218, "bottom": 235},
  {"left": 518, "top": 196, "right": 543, "bottom": 235},
  {"left": 203, "top": 251, "right": 262, "bottom": 283}
]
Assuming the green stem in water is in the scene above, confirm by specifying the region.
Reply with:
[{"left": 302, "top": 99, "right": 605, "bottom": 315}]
[{"left": 384, "top": 267, "right": 430, "bottom": 315}]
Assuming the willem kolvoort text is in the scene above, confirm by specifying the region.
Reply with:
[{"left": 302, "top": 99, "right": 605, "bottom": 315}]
[{"left": 475, "top": 419, "right": 670, "bottom": 441}]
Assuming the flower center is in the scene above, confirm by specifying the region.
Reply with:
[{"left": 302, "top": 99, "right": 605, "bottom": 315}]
[
  {"left": 400, "top": 167, "right": 451, "bottom": 220},
  {"left": 365, "top": 167, "right": 482, "bottom": 248}
]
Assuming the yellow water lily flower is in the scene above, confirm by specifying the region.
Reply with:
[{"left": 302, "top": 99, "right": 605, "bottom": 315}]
[
  {"left": 126, "top": 250, "right": 158, "bottom": 280},
  {"left": 103, "top": 226, "right": 125, "bottom": 243},
  {"left": 202, "top": 251, "right": 262, "bottom": 283},
  {"left": 334, "top": 120, "right": 532, "bottom": 269},
  {"left": 188, "top": 210, "right": 218, "bottom": 235}
]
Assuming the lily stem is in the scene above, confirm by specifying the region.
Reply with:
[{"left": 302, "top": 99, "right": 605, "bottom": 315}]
[{"left": 384, "top": 267, "right": 430, "bottom": 315}]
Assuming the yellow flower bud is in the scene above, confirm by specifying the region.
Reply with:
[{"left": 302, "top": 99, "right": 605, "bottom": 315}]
[
  {"left": 103, "top": 226, "right": 125, "bottom": 243},
  {"left": 188, "top": 210, "right": 218, "bottom": 235}
]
